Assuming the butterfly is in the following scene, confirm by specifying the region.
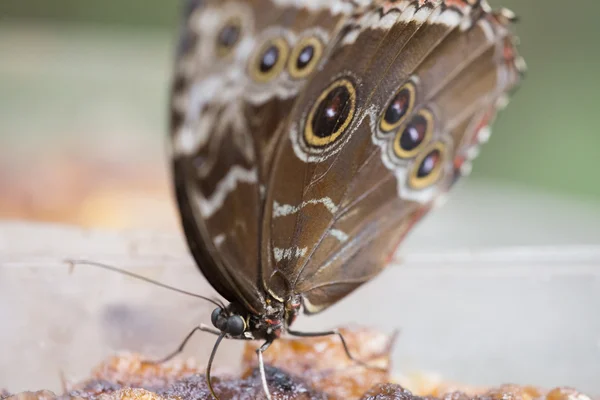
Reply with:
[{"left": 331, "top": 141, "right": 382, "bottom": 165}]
[{"left": 167, "top": 0, "right": 525, "bottom": 398}]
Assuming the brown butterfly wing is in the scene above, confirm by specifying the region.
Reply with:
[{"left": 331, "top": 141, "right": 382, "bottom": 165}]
[
  {"left": 169, "top": 0, "right": 357, "bottom": 313},
  {"left": 261, "top": 1, "right": 525, "bottom": 313}
]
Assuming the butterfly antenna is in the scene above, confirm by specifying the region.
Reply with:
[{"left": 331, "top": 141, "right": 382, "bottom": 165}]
[
  {"left": 65, "top": 259, "right": 225, "bottom": 309},
  {"left": 206, "top": 332, "right": 226, "bottom": 400}
]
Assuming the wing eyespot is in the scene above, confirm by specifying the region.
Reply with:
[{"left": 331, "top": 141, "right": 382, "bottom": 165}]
[
  {"left": 249, "top": 37, "right": 289, "bottom": 83},
  {"left": 393, "top": 109, "right": 434, "bottom": 159},
  {"left": 304, "top": 78, "right": 357, "bottom": 148},
  {"left": 409, "top": 142, "right": 446, "bottom": 189},
  {"left": 216, "top": 17, "right": 242, "bottom": 57},
  {"left": 380, "top": 82, "right": 416, "bottom": 133},
  {"left": 288, "top": 36, "right": 324, "bottom": 79}
]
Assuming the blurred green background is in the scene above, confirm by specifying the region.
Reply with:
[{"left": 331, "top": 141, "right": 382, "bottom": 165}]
[{"left": 1, "top": 0, "right": 599, "bottom": 228}]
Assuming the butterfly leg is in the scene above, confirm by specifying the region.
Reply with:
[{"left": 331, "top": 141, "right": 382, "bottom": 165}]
[
  {"left": 144, "top": 324, "right": 221, "bottom": 365},
  {"left": 206, "top": 333, "right": 226, "bottom": 400},
  {"left": 256, "top": 339, "right": 274, "bottom": 400},
  {"left": 288, "top": 329, "right": 388, "bottom": 372}
]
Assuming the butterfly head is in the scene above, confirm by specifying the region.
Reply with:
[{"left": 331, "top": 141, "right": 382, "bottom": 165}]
[
  {"left": 209, "top": 299, "right": 293, "bottom": 340},
  {"left": 211, "top": 306, "right": 247, "bottom": 337}
]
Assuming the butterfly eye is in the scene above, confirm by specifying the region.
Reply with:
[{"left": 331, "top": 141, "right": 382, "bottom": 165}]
[
  {"left": 216, "top": 18, "right": 242, "bottom": 57},
  {"left": 304, "top": 78, "right": 357, "bottom": 148},
  {"left": 226, "top": 315, "right": 246, "bottom": 336},
  {"left": 380, "top": 82, "right": 416, "bottom": 133},
  {"left": 288, "top": 36, "right": 323, "bottom": 79},
  {"left": 211, "top": 307, "right": 222, "bottom": 326},
  {"left": 211, "top": 307, "right": 228, "bottom": 331},
  {"left": 409, "top": 143, "right": 446, "bottom": 189},
  {"left": 249, "top": 37, "right": 289, "bottom": 82},
  {"left": 393, "top": 109, "right": 434, "bottom": 159}
]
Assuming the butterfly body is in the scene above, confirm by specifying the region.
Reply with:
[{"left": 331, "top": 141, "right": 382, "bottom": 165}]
[{"left": 169, "top": 0, "right": 525, "bottom": 397}]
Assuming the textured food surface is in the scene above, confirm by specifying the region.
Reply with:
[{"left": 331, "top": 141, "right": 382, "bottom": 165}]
[
  {"left": 241, "top": 327, "right": 394, "bottom": 399},
  {"left": 1, "top": 328, "right": 595, "bottom": 400}
]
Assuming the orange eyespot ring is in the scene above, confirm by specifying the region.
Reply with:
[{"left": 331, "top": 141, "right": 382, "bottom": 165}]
[
  {"left": 304, "top": 78, "right": 357, "bottom": 148},
  {"left": 249, "top": 37, "right": 289, "bottom": 83},
  {"left": 380, "top": 82, "right": 416, "bottom": 133},
  {"left": 393, "top": 109, "right": 434, "bottom": 159},
  {"left": 409, "top": 142, "right": 446, "bottom": 189},
  {"left": 288, "top": 36, "right": 323, "bottom": 79},
  {"left": 216, "top": 17, "right": 242, "bottom": 57}
]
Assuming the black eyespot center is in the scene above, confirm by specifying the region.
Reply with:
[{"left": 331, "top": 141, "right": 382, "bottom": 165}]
[
  {"left": 304, "top": 79, "right": 357, "bottom": 148},
  {"left": 409, "top": 142, "right": 446, "bottom": 190},
  {"left": 399, "top": 114, "right": 427, "bottom": 151},
  {"left": 380, "top": 82, "right": 415, "bottom": 132},
  {"left": 260, "top": 45, "right": 279, "bottom": 72},
  {"left": 384, "top": 87, "right": 411, "bottom": 126},
  {"left": 250, "top": 37, "right": 289, "bottom": 82},
  {"left": 393, "top": 109, "right": 433, "bottom": 159},
  {"left": 226, "top": 315, "right": 245, "bottom": 336},
  {"left": 217, "top": 21, "right": 241, "bottom": 53},
  {"left": 418, "top": 149, "right": 442, "bottom": 178},
  {"left": 289, "top": 37, "right": 323, "bottom": 79},
  {"left": 297, "top": 45, "right": 315, "bottom": 69},
  {"left": 312, "top": 86, "right": 351, "bottom": 138}
]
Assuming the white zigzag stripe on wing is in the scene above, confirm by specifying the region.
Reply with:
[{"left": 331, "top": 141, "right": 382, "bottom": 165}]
[
  {"left": 329, "top": 229, "right": 349, "bottom": 243},
  {"left": 271, "top": 0, "right": 357, "bottom": 15},
  {"left": 197, "top": 166, "right": 258, "bottom": 218},
  {"left": 274, "top": 247, "right": 308, "bottom": 262},
  {"left": 273, "top": 197, "right": 338, "bottom": 218}
]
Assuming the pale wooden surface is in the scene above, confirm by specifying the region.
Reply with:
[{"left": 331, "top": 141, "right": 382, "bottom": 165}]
[
  {"left": 0, "top": 222, "right": 238, "bottom": 393},
  {"left": 1, "top": 221, "right": 599, "bottom": 394}
]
